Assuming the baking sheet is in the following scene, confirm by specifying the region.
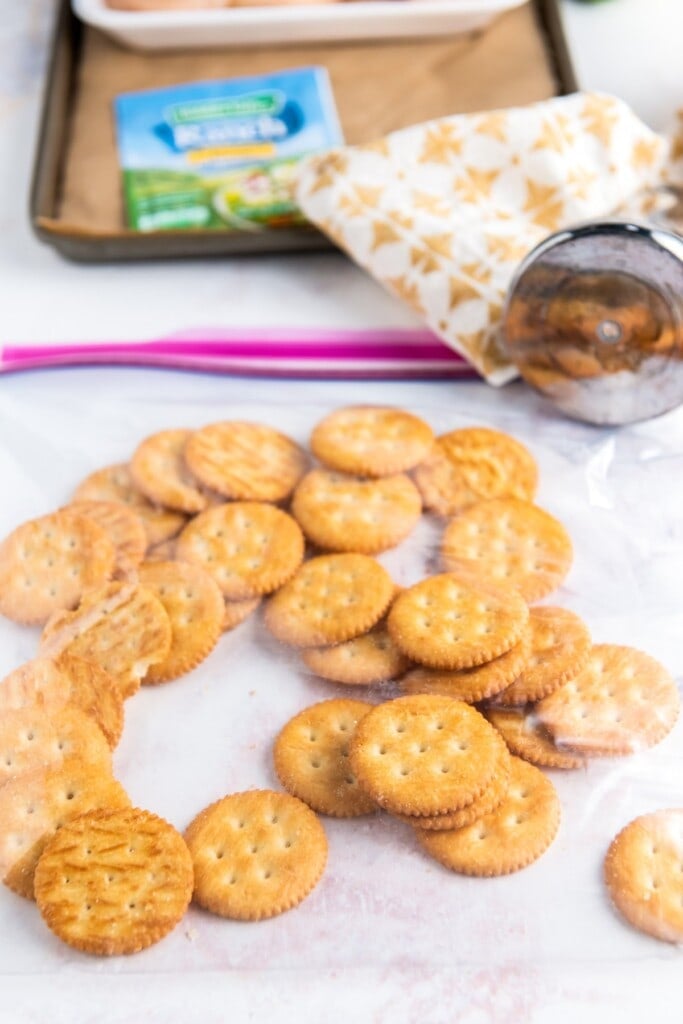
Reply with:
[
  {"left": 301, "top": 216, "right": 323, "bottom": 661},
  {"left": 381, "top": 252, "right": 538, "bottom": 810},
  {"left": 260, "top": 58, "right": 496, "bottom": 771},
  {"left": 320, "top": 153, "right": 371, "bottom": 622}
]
[
  {"left": 33, "top": 0, "right": 575, "bottom": 260},
  {"left": 60, "top": 3, "right": 559, "bottom": 234},
  {"left": 1, "top": 368, "right": 682, "bottom": 1024}
]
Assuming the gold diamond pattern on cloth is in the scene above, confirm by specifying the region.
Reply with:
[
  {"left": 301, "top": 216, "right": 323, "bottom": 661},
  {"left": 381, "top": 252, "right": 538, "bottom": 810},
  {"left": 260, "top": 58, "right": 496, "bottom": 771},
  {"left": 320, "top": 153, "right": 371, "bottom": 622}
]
[{"left": 297, "top": 93, "right": 672, "bottom": 384}]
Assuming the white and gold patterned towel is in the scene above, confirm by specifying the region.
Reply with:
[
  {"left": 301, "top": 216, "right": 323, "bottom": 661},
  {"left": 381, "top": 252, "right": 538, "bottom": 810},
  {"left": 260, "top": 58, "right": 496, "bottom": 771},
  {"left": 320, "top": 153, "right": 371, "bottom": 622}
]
[{"left": 297, "top": 93, "right": 678, "bottom": 384}]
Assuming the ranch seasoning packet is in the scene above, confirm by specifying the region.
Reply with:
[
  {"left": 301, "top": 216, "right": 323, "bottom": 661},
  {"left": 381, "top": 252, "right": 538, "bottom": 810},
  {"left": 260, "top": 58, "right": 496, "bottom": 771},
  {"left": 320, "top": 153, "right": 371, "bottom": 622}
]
[{"left": 114, "top": 67, "right": 342, "bottom": 233}]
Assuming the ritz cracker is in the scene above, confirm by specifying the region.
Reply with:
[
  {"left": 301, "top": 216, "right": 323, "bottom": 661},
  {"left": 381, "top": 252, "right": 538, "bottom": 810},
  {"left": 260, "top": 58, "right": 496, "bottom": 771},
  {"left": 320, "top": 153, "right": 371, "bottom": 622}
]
[{"left": 0, "top": 407, "right": 680, "bottom": 952}]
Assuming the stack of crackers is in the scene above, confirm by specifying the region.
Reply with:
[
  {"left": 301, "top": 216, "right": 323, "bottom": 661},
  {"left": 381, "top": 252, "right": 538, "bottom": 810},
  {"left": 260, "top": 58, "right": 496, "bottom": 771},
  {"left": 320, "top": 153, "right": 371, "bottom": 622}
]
[{"left": 0, "top": 406, "right": 680, "bottom": 954}]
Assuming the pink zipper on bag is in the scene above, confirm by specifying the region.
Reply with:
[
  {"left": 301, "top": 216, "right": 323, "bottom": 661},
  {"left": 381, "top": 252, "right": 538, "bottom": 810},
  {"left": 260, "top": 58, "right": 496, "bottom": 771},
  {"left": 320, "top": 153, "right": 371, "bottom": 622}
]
[{"left": 0, "top": 328, "right": 474, "bottom": 379}]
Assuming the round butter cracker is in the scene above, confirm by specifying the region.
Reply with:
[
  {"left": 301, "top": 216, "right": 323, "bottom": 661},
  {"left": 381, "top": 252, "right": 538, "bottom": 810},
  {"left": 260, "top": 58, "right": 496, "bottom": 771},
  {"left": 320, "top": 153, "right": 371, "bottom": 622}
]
[
  {"left": 400, "top": 633, "right": 530, "bottom": 703},
  {"left": 414, "top": 426, "right": 537, "bottom": 516},
  {"left": 416, "top": 756, "right": 561, "bottom": 876},
  {"left": 349, "top": 695, "right": 507, "bottom": 817},
  {"left": 387, "top": 573, "right": 529, "bottom": 670},
  {"left": 536, "top": 644, "right": 679, "bottom": 757},
  {"left": 493, "top": 606, "right": 591, "bottom": 705},
  {"left": 605, "top": 810, "right": 683, "bottom": 944},
  {"left": 185, "top": 421, "right": 308, "bottom": 502},
  {"left": 274, "top": 699, "right": 377, "bottom": 817},
  {"left": 137, "top": 560, "right": 224, "bottom": 683},
  {"left": 0, "top": 511, "right": 115, "bottom": 625},
  {"left": 130, "top": 428, "right": 208, "bottom": 514},
  {"left": 0, "top": 757, "right": 131, "bottom": 900},
  {"left": 34, "top": 808, "right": 193, "bottom": 955},
  {"left": 0, "top": 704, "right": 111, "bottom": 787},
  {"left": 264, "top": 553, "right": 394, "bottom": 648},
  {"left": 393, "top": 748, "right": 511, "bottom": 830},
  {"left": 1, "top": 654, "right": 124, "bottom": 749},
  {"left": 73, "top": 463, "right": 186, "bottom": 547},
  {"left": 292, "top": 469, "right": 422, "bottom": 554},
  {"left": 70, "top": 500, "right": 147, "bottom": 579},
  {"left": 184, "top": 790, "right": 328, "bottom": 921},
  {"left": 40, "top": 582, "right": 172, "bottom": 700},
  {"left": 176, "top": 502, "right": 304, "bottom": 600},
  {"left": 311, "top": 405, "right": 434, "bottom": 477},
  {"left": 302, "top": 622, "right": 411, "bottom": 686},
  {"left": 487, "top": 706, "right": 586, "bottom": 770},
  {"left": 441, "top": 498, "right": 573, "bottom": 603}
]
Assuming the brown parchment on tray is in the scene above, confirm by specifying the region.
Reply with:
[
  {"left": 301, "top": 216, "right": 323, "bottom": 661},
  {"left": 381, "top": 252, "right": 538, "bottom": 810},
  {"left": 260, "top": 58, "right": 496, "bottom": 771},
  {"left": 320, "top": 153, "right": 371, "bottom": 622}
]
[{"left": 36, "top": 0, "right": 570, "bottom": 260}]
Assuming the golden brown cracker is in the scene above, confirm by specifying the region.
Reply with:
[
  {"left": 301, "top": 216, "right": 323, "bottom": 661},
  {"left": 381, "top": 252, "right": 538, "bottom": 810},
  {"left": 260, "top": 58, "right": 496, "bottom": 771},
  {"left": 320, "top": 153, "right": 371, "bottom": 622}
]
[
  {"left": 73, "top": 463, "right": 187, "bottom": 546},
  {"left": 264, "top": 553, "right": 394, "bottom": 648},
  {"left": 145, "top": 539, "right": 177, "bottom": 562},
  {"left": 415, "top": 756, "right": 561, "bottom": 875},
  {"left": 441, "top": 498, "right": 573, "bottom": 602},
  {"left": 184, "top": 790, "right": 328, "bottom": 920},
  {"left": 400, "top": 633, "right": 530, "bottom": 703},
  {"left": 185, "top": 421, "right": 308, "bottom": 502},
  {"left": 0, "top": 757, "right": 131, "bottom": 899},
  {"left": 34, "top": 808, "right": 193, "bottom": 955},
  {"left": 291, "top": 470, "right": 422, "bottom": 554},
  {"left": 414, "top": 427, "right": 538, "bottom": 516},
  {"left": 0, "top": 705, "right": 111, "bottom": 787},
  {"left": 54, "top": 654, "right": 124, "bottom": 748},
  {"left": 393, "top": 747, "right": 511, "bottom": 830},
  {"left": 536, "top": 645, "right": 680, "bottom": 757},
  {"left": 349, "top": 695, "right": 507, "bottom": 816},
  {"left": 604, "top": 810, "right": 683, "bottom": 944},
  {"left": 486, "top": 707, "right": 586, "bottom": 770},
  {"left": 301, "top": 623, "right": 411, "bottom": 686},
  {"left": 70, "top": 500, "right": 147, "bottom": 578},
  {"left": 387, "top": 573, "right": 529, "bottom": 670},
  {"left": 0, "top": 654, "right": 124, "bottom": 749},
  {"left": 223, "top": 596, "right": 261, "bottom": 632},
  {"left": 137, "top": 561, "right": 224, "bottom": 683},
  {"left": 130, "top": 428, "right": 208, "bottom": 514},
  {"left": 311, "top": 406, "right": 434, "bottom": 477},
  {"left": 493, "top": 606, "right": 590, "bottom": 705},
  {"left": 175, "top": 502, "right": 304, "bottom": 600},
  {"left": 40, "top": 582, "right": 172, "bottom": 700},
  {"left": 273, "top": 699, "right": 376, "bottom": 817},
  {"left": 0, "top": 511, "right": 115, "bottom": 625}
]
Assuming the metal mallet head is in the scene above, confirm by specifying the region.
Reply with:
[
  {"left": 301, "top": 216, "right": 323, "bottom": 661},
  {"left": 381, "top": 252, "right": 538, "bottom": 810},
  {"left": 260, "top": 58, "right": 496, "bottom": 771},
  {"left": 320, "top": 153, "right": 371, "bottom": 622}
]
[{"left": 503, "top": 220, "right": 683, "bottom": 425}]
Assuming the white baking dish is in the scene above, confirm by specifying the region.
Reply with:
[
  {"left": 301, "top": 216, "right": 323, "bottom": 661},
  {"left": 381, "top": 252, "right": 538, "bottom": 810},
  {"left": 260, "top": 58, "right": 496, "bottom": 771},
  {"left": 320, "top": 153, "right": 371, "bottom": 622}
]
[{"left": 72, "top": 0, "right": 525, "bottom": 50}]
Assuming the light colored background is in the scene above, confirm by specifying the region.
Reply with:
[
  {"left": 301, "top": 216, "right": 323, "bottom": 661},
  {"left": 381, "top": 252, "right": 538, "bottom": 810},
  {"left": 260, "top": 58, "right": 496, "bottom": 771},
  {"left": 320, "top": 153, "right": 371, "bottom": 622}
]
[
  {"left": 0, "top": 0, "right": 681, "bottom": 347},
  {"left": 1, "top": 6, "right": 683, "bottom": 1022}
]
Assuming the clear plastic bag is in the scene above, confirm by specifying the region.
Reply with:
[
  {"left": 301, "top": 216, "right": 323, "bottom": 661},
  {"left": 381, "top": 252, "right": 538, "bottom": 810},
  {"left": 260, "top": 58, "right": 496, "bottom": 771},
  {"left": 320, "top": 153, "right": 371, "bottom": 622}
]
[{"left": 0, "top": 366, "right": 681, "bottom": 1024}]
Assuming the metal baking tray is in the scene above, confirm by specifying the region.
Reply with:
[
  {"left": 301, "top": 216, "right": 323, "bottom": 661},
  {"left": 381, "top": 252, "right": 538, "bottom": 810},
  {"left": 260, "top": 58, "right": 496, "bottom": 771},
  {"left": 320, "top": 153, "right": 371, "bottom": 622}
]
[{"left": 30, "top": 0, "right": 577, "bottom": 263}]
